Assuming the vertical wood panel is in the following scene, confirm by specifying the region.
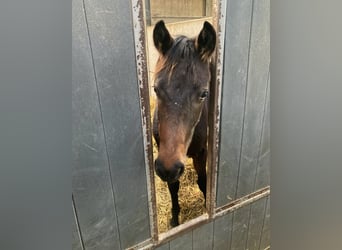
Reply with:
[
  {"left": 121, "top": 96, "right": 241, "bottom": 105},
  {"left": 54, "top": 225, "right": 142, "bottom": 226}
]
[
  {"left": 72, "top": 0, "right": 120, "bottom": 248},
  {"left": 213, "top": 213, "right": 233, "bottom": 250},
  {"left": 255, "top": 73, "right": 270, "bottom": 190},
  {"left": 83, "top": 0, "right": 150, "bottom": 248},
  {"left": 216, "top": 0, "right": 254, "bottom": 207},
  {"left": 246, "top": 198, "right": 267, "bottom": 250},
  {"left": 236, "top": 0, "right": 270, "bottom": 198},
  {"left": 72, "top": 202, "right": 84, "bottom": 250},
  {"left": 192, "top": 222, "right": 214, "bottom": 250},
  {"left": 155, "top": 242, "right": 170, "bottom": 250},
  {"left": 230, "top": 205, "right": 250, "bottom": 250},
  {"left": 259, "top": 197, "right": 270, "bottom": 250},
  {"left": 169, "top": 231, "right": 192, "bottom": 250}
]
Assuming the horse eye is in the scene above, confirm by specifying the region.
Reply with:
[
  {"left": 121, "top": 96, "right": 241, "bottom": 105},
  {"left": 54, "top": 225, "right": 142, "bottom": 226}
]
[{"left": 200, "top": 90, "right": 209, "bottom": 100}]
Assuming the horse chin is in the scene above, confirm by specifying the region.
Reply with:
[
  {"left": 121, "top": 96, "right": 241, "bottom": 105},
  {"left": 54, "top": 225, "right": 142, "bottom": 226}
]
[
  {"left": 157, "top": 174, "right": 178, "bottom": 183},
  {"left": 167, "top": 178, "right": 179, "bottom": 184},
  {"left": 168, "top": 170, "right": 184, "bottom": 184}
]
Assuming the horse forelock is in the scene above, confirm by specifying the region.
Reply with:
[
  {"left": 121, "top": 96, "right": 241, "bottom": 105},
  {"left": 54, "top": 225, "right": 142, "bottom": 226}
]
[{"left": 154, "top": 36, "right": 198, "bottom": 84}]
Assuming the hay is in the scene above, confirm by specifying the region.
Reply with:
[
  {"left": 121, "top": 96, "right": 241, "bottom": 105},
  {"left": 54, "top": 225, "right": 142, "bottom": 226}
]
[{"left": 150, "top": 98, "right": 206, "bottom": 234}]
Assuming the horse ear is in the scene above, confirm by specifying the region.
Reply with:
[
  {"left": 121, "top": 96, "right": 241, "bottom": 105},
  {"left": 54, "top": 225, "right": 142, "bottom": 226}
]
[
  {"left": 153, "top": 20, "right": 174, "bottom": 55},
  {"left": 196, "top": 21, "right": 216, "bottom": 61}
]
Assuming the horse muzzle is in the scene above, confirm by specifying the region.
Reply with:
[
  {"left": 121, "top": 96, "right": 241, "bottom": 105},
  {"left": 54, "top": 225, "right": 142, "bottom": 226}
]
[{"left": 155, "top": 158, "right": 185, "bottom": 183}]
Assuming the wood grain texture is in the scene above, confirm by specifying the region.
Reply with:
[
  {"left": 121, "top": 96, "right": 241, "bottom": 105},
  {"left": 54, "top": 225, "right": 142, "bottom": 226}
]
[
  {"left": 235, "top": 0, "right": 270, "bottom": 199},
  {"left": 213, "top": 213, "right": 233, "bottom": 250},
  {"left": 216, "top": 0, "right": 254, "bottom": 207},
  {"left": 255, "top": 72, "right": 270, "bottom": 190},
  {"left": 230, "top": 205, "right": 250, "bottom": 250},
  {"left": 192, "top": 222, "right": 214, "bottom": 250},
  {"left": 72, "top": 202, "right": 84, "bottom": 250},
  {"left": 83, "top": 0, "right": 150, "bottom": 248},
  {"left": 72, "top": 0, "right": 120, "bottom": 248},
  {"left": 155, "top": 242, "right": 170, "bottom": 250},
  {"left": 259, "top": 197, "right": 270, "bottom": 250},
  {"left": 169, "top": 230, "right": 192, "bottom": 250},
  {"left": 246, "top": 197, "right": 268, "bottom": 250}
]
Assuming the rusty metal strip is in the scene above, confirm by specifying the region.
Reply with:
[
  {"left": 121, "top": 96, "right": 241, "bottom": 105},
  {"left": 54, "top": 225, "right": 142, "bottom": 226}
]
[
  {"left": 157, "top": 214, "right": 209, "bottom": 245},
  {"left": 131, "top": 0, "right": 158, "bottom": 244},
  {"left": 128, "top": 186, "right": 269, "bottom": 249},
  {"left": 215, "top": 186, "right": 270, "bottom": 218},
  {"left": 206, "top": 0, "right": 227, "bottom": 219},
  {"left": 126, "top": 238, "right": 153, "bottom": 250}
]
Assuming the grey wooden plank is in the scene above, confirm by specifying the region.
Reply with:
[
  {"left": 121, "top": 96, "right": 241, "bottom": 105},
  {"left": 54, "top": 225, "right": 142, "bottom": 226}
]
[
  {"left": 216, "top": 0, "right": 254, "bottom": 207},
  {"left": 246, "top": 198, "right": 267, "bottom": 250},
  {"left": 83, "top": 0, "right": 150, "bottom": 248},
  {"left": 155, "top": 242, "right": 170, "bottom": 250},
  {"left": 230, "top": 205, "right": 250, "bottom": 250},
  {"left": 192, "top": 222, "right": 214, "bottom": 250},
  {"left": 72, "top": 202, "right": 84, "bottom": 250},
  {"left": 169, "top": 230, "right": 193, "bottom": 250},
  {"left": 236, "top": 0, "right": 270, "bottom": 198},
  {"left": 259, "top": 197, "right": 270, "bottom": 250},
  {"left": 213, "top": 213, "right": 233, "bottom": 250},
  {"left": 255, "top": 73, "right": 270, "bottom": 190},
  {"left": 72, "top": 0, "right": 120, "bottom": 249}
]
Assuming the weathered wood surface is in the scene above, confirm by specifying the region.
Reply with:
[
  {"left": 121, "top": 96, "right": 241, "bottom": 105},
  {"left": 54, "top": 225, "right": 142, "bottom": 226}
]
[
  {"left": 169, "top": 230, "right": 192, "bottom": 250},
  {"left": 155, "top": 242, "right": 170, "bottom": 250},
  {"left": 192, "top": 222, "right": 214, "bottom": 250},
  {"left": 259, "top": 197, "right": 270, "bottom": 250},
  {"left": 72, "top": 0, "right": 270, "bottom": 248},
  {"left": 163, "top": 197, "right": 268, "bottom": 250},
  {"left": 217, "top": 0, "right": 270, "bottom": 206},
  {"left": 230, "top": 205, "right": 250, "bottom": 250},
  {"left": 72, "top": 0, "right": 150, "bottom": 248},
  {"left": 235, "top": 0, "right": 270, "bottom": 199},
  {"left": 246, "top": 197, "right": 268, "bottom": 250},
  {"left": 83, "top": 0, "right": 150, "bottom": 247},
  {"left": 72, "top": 202, "right": 84, "bottom": 250},
  {"left": 72, "top": 0, "right": 121, "bottom": 248},
  {"left": 212, "top": 213, "right": 233, "bottom": 249},
  {"left": 216, "top": 0, "right": 254, "bottom": 207},
  {"left": 214, "top": 196, "right": 269, "bottom": 250},
  {"left": 255, "top": 73, "right": 270, "bottom": 190}
]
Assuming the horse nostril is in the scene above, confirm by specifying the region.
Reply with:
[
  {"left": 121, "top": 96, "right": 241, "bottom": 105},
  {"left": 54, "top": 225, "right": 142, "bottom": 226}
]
[
  {"left": 155, "top": 158, "right": 167, "bottom": 180},
  {"left": 155, "top": 158, "right": 165, "bottom": 168},
  {"left": 174, "top": 162, "right": 185, "bottom": 176},
  {"left": 155, "top": 159, "right": 184, "bottom": 182},
  {"left": 155, "top": 158, "right": 161, "bottom": 171}
]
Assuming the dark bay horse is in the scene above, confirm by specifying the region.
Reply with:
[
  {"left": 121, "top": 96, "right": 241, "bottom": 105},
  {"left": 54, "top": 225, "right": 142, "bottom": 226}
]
[{"left": 152, "top": 20, "right": 216, "bottom": 227}]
